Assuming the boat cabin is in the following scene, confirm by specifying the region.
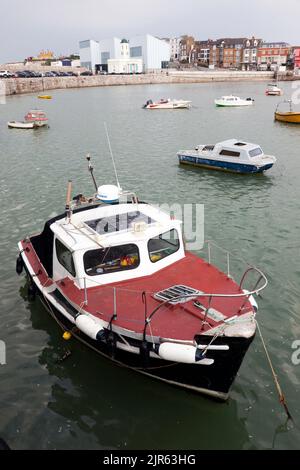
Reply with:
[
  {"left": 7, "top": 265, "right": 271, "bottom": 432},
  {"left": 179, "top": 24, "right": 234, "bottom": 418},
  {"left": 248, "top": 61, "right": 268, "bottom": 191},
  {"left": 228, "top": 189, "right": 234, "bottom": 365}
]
[
  {"left": 196, "top": 139, "right": 264, "bottom": 161},
  {"left": 31, "top": 202, "right": 185, "bottom": 290},
  {"left": 25, "top": 110, "right": 48, "bottom": 122}
]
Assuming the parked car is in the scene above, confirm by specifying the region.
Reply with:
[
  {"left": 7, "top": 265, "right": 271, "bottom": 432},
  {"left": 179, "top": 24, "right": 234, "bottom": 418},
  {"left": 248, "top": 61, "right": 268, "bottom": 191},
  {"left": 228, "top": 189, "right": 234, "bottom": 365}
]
[
  {"left": 80, "top": 70, "right": 93, "bottom": 76},
  {"left": 22, "top": 70, "right": 38, "bottom": 78},
  {"left": 15, "top": 71, "right": 26, "bottom": 78},
  {"left": 0, "top": 70, "right": 14, "bottom": 78}
]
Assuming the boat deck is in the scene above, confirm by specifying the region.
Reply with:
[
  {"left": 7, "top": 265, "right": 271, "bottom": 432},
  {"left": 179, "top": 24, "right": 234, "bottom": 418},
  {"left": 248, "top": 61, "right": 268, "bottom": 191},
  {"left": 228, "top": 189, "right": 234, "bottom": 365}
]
[
  {"left": 21, "top": 239, "right": 253, "bottom": 341},
  {"left": 57, "top": 253, "right": 252, "bottom": 340}
]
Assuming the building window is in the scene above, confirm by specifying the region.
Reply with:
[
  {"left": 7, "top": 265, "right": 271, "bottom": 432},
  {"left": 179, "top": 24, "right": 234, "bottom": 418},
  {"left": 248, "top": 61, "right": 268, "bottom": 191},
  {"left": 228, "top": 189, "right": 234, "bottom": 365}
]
[
  {"left": 130, "top": 46, "right": 142, "bottom": 57},
  {"left": 84, "top": 244, "right": 140, "bottom": 276},
  {"left": 79, "top": 40, "right": 91, "bottom": 49},
  {"left": 148, "top": 229, "right": 180, "bottom": 263},
  {"left": 81, "top": 62, "right": 92, "bottom": 70},
  {"left": 55, "top": 239, "right": 76, "bottom": 277},
  {"left": 101, "top": 52, "right": 110, "bottom": 64}
]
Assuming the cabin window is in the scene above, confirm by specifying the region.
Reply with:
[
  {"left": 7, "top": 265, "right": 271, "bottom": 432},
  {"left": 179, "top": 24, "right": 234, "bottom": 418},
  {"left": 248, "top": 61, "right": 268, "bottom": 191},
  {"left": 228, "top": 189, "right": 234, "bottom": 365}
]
[
  {"left": 219, "top": 149, "right": 240, "bottom": 157},
  {"left": 55, "top": 239, "right": 76, "bottom": 277},
  {"left": 148, "top": 229, "right": 180, "bottom": 263},
  {"left": 84, "top": 244, "right": 140, "bottom": 276},
  {"left": 249, "top": 147, "right": 263, "bottom": 157}
]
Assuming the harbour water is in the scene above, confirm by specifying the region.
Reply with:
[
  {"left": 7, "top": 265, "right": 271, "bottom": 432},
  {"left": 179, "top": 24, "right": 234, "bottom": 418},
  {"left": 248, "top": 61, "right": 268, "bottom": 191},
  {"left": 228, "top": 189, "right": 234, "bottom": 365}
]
[{"left": 0, "top": 80, "right": 300, "bottom": 449}]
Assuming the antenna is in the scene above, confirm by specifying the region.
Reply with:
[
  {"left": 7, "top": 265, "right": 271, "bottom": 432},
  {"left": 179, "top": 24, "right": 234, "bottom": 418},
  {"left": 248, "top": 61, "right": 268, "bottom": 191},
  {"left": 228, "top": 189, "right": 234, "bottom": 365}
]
[
  {"left": 65, "top": 180, "right": 72, "bottom": 222},
  {"left": 104, "top": 122, "right": 121, "bottom": 190},
  {"left": 86, "top": 153, "right": 98, "bottom": 191}
]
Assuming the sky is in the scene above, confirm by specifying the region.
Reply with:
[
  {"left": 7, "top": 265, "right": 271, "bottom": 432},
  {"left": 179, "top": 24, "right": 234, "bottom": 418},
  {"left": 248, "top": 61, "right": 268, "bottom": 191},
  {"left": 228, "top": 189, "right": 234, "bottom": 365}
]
[{"left": 0, "top": 0, "right": 299, "bottom": 63}]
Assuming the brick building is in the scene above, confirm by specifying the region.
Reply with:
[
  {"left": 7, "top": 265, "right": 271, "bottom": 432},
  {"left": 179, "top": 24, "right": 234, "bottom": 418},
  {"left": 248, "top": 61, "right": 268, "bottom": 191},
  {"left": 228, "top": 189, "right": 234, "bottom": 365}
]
[
  {"left": 179, "top": 35, "right": 195, "bottom": 62},
  {"left": 241, "top": 37, "right": 262, "bottom": 70},
  {"left": 190, "top": 40, "right": 213, "bottom": 66},
  {"left": 257, "top": 42, "right": 290, "bottom": 70}
]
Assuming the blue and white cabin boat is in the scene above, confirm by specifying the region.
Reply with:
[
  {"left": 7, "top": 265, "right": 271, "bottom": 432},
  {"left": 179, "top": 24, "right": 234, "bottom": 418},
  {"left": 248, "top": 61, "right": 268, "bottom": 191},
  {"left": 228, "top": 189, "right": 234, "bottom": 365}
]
[{"left": 177, "top": 139, "right": 276, "bottom": 174}]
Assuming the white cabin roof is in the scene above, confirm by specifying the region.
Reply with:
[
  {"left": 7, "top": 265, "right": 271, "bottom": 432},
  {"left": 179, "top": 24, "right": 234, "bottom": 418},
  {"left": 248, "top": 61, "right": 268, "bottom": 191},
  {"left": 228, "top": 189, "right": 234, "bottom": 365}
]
[
  {"left": 215, "top": 139, "right": 261, "bottom": 151},
  {"left": 51, "top": 203, "right": 182, "bottom": 251}
]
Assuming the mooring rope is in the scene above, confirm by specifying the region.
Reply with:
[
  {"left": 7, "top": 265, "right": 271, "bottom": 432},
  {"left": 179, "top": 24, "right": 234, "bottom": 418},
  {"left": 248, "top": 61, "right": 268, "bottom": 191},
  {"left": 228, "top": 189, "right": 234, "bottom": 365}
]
[{"left": 256, "top": 320, "right": 293, "bottom": 422}]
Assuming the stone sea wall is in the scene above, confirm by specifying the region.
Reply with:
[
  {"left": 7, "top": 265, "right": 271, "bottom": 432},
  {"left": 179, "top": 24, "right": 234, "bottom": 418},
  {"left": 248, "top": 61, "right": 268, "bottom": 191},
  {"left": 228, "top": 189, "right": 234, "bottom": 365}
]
[{"left": 1, "top": 71, "right": 283, "bottom": 96}]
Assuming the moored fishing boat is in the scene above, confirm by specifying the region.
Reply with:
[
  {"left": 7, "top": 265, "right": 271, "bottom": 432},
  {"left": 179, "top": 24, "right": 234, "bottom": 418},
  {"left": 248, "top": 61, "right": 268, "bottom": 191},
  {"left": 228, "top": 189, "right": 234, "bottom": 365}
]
[
  {"left": 214, "top": 95, "right": 254, "bottom": 107},
  {"left": 265, "top": 83, "right": 283, "bottom": 96},
  {"left": 143, "top": 98, "right": 191, "bottom": 109},
  {"left": 24, "top": 110, "right": 48, "bottom": 127},
  {"left": 275, "top": 100, "right": 300, "bottom": 123},
  {"left": 178, "top": 139, "right": 276, "bottom": 174},
  {"left": 8, "top": 110, "right": 49, "bottom": 129},
  {"left": 16, "top": 156, "right": 268, "bottom": 400}
]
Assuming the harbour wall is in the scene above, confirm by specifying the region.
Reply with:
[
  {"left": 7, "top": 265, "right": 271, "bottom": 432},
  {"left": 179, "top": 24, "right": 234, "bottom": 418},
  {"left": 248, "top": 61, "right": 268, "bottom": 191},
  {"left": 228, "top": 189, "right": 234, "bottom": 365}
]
[{"left": 1, "top": 71, "right": 294, "bottom": 97}]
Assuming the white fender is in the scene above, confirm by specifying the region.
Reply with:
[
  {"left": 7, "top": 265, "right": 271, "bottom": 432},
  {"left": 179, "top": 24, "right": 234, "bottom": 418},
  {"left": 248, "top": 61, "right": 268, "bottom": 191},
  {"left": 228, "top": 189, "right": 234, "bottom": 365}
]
[
  {"left": 158, "top": 342, "right": 213, "bottom": 365},
  {"left": 75, "top": 314, "right": 104, "bottom": 340}
]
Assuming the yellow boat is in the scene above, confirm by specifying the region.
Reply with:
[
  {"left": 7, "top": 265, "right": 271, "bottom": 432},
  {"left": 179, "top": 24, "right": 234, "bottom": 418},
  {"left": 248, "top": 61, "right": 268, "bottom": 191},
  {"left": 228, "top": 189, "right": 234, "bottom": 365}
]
[
  {"left": 38, "top": 95, "right": 52, "bottom": 100},
  {"left": 275, "top": 100, "right": 300, "bottom": 123}
]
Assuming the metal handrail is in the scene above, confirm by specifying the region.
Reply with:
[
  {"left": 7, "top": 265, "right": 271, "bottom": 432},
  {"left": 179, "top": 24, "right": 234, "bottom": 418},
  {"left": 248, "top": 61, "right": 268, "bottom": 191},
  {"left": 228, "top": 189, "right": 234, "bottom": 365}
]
[{"left": 143, "top": 265, "right": 267, "bottom": 337}]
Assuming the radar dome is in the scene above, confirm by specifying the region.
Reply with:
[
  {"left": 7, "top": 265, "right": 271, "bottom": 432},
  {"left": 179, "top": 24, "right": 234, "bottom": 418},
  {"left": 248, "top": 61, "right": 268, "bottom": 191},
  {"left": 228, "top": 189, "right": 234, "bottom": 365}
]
[{"left": 97, "top": 184, "right": 120, "bottom": 204}]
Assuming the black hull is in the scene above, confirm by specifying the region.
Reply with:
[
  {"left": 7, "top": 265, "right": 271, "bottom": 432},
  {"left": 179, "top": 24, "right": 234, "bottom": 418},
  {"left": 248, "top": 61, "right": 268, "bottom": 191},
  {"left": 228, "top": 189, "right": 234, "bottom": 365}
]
[{"left": 25, "top": 272, "right": 255, "bottom": 401}]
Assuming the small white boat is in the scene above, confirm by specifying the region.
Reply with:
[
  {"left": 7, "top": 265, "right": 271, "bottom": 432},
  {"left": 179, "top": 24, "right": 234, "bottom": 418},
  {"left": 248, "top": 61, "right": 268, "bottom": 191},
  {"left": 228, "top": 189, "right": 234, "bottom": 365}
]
[
  {"left": 8, "top": 121, "right": 36, "bottom": 129},
  {"left": 214, "top": 95, "right": 254, "bottom": 107},
  {"left": 178, "top": 139, "right": 276, "bottom": 174},
  {"left": 265, "top": 84, "right": 283, "bottom": 96},
  {"left": 143, "top": 98, "right": 191, "bottom": 109}
]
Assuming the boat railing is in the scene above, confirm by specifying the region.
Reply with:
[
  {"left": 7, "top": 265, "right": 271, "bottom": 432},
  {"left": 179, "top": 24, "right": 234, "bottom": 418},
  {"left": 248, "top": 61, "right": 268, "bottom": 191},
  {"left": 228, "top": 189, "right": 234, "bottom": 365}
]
[
  {"left": 275, "top": 99, "right": 292, "bottom": 113},
  {"left": 143, "top": 266, "right": 267, "bottom": 336},
  {"left": 203, "top": 239, "right": 266, "bottom": 283}
]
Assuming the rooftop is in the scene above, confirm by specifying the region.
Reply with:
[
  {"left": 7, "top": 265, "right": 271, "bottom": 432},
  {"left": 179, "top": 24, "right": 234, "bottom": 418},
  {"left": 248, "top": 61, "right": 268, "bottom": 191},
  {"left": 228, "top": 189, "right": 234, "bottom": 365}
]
[{"left": 216, "top": 139, "right": 261, "bottom": 150}]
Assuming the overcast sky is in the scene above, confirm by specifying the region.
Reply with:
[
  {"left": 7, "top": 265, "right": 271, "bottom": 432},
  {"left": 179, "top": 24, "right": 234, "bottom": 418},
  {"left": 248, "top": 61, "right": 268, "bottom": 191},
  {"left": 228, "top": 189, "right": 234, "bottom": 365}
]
[{"left": 0, "top": 0, "right": 299, "bottom": 63}]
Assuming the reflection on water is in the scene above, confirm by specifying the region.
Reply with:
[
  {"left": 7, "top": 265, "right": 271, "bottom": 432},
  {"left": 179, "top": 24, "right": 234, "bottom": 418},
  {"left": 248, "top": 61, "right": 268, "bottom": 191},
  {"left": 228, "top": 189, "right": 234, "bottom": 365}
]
[{"left": 1, "top": 81, "right": 300, "bottom": 449}]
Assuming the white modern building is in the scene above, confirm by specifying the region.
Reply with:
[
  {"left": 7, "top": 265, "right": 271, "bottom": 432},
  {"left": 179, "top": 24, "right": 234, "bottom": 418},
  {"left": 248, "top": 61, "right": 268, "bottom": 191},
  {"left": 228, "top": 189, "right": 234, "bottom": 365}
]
[
  {"left": 129, "top": 34, "right": 170, "bottom": 71},
  {"left": 79, "top": 39, "right": 100, "bottom": 71},
  {"left": 107, "top": 39, "right": 143, "bottom": 74},
  {"left": 99, "top": 37, "right": 122, "bottom": 67},
  {"left": 79, "top": 34, "right": 170, "bottom": 73}
]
